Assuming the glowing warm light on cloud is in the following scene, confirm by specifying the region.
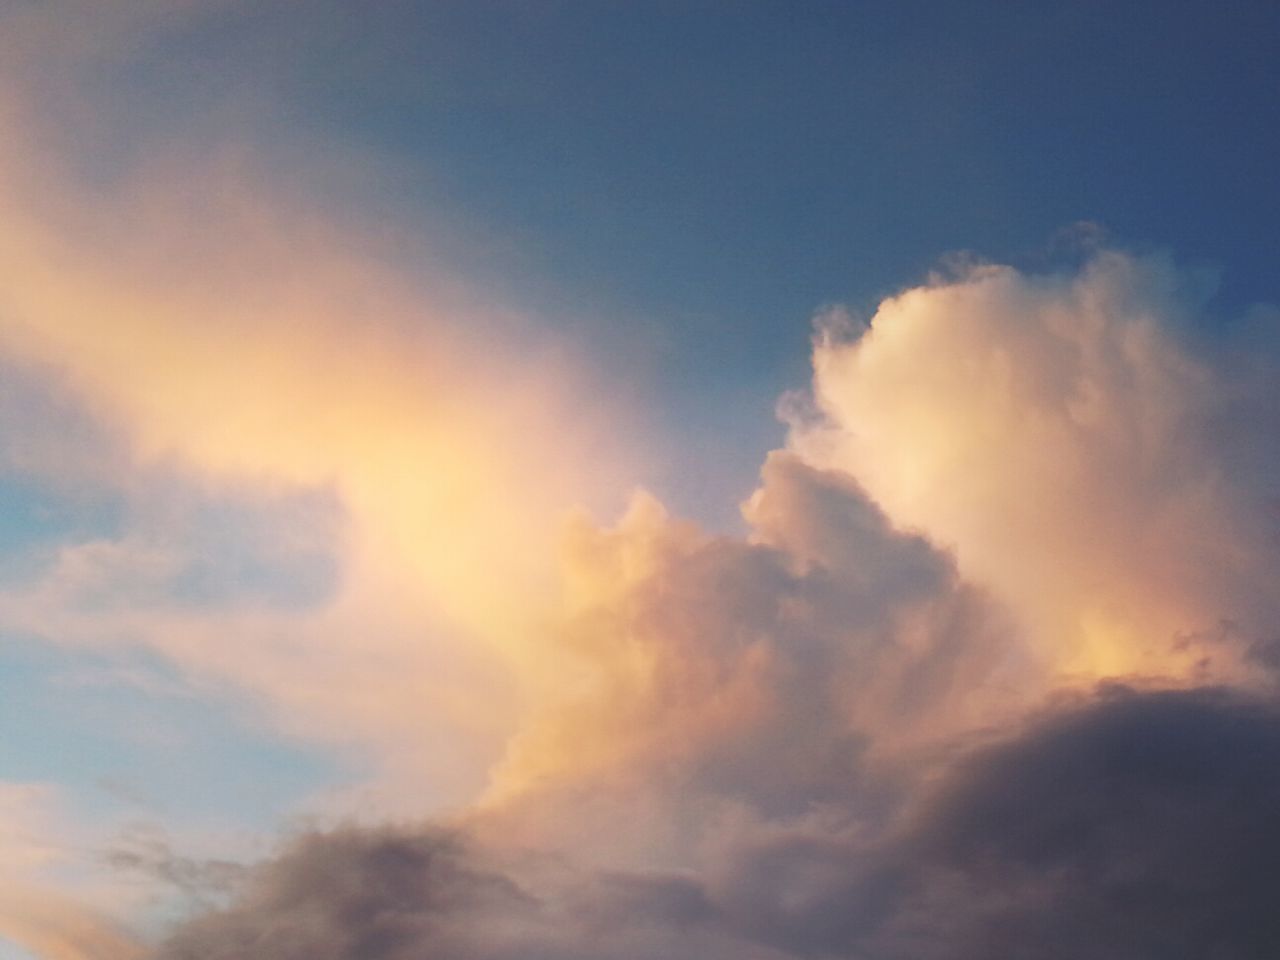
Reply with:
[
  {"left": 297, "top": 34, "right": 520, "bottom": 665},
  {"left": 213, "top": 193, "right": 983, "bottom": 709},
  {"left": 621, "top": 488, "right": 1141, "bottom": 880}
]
[
  {"left": 0, "top": 158, "right": 603, "bottom": 785},
  {"left": 791, "top": 256, "right": 1279, "bottom": 688},
  {"left": 0, "top": 170, "right": 579, "bottom": 641},
  {"left": 0, "top": 5, "right": 639, "bottom": 814},
  {"left": 0, "top": 785, "right": 145, "bottom": 960},
  {"left": 480, "top": 453, "right": 1021, "bottom": 856},
  {"left": 483, "top": 492, "right": 780, "bottom": 809},
  {"left": 0, "top": 884, "right": 144, "bottom": 960}
]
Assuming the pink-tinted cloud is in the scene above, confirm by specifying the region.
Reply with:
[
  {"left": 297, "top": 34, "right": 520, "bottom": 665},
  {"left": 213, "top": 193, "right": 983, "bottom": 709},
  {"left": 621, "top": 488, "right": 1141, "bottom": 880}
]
[{"left": 792, "top": 253, "right": 1280, "bottom": 686}]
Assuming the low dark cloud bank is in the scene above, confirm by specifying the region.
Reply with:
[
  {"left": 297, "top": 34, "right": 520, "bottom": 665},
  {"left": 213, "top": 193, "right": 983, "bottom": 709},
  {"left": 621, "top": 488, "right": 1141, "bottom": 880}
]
[
  {"left": 903, "top": 687, "right": 1280, "bottom": 959},
  {"left": 159, "top": 687, "right": 1280, "bottom": 959}
]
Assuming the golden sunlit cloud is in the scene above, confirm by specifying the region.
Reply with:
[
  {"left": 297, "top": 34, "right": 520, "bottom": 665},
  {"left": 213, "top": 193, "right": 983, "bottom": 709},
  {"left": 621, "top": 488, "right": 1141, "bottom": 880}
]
[
  {"left": 0, "top": 784, "right": 145, "bottom": 960},
  {"left": 790, "top": 255, "right": 1280, "bottom": 688},
  {"left": 0, "top": 0, "right": 640, "bottom": 815}
]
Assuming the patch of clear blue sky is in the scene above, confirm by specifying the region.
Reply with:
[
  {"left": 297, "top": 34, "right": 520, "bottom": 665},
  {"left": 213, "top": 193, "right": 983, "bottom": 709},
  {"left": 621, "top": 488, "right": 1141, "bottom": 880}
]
[
  {"left": 0, "top": 457, "right": 341, "bottom": 613},
  {"left": 0, "top": 638, "right": 340, "bottom": 828},
  {"left": 98, "top": 0, "right": 1280, "bottom": 525},
  {"left": 0, "top": 475, "right": 122, "bottom": 573}
]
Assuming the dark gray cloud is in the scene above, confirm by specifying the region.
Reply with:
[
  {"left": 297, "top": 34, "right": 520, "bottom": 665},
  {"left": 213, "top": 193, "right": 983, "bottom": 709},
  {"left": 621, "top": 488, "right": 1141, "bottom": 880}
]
[
  {"left": 103, "top": 825, "right": 248, "bottom": 909},
  {"left": 155, "top": 826, "right": 787, "bottom": 960},
  {"left": 898, "top": 686, "right": 1280, "bottom": 960},
  {"left": 707, "top": 686, "right": 1280, "bottom": 960},
  {"left": 158, "top": 828, "right": 537, "bottom": 960},
  {"left": 157, "top": 687, "right": 1280, "bottom": 960}
]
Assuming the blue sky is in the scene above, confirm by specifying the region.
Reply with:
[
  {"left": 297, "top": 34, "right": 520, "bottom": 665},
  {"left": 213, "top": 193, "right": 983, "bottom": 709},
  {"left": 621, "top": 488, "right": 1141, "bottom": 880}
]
[
  {"left": 322, "top": 0, "right": 1280, "bottom": 518},
  {"left": 2, "top": 3, "right": 1280, "bottom": 958},
  {"left": 78, "top": 0, "right": 1280, "bottom": 521}
]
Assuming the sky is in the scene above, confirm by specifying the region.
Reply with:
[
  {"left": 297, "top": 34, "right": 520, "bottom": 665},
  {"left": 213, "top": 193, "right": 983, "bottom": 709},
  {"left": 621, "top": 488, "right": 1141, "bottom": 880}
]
[{"left": 2, "top": 1, "right": 1280, "bottom": 958}]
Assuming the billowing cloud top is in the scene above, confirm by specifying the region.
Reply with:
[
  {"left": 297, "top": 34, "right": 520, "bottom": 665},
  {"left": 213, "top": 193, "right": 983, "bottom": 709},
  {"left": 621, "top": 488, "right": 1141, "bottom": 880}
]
[{"left": 46, "top": 248, "right": 1280, "bottom": 960}]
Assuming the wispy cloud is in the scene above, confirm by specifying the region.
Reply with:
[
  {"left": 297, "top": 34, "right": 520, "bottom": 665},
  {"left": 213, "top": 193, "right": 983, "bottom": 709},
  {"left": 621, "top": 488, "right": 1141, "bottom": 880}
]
[
  {"left": 0, "top": 784, "right": 145, "bottom": 960},
  {"left": 0, "top": 0, "right": 638, "bottom": 815}
]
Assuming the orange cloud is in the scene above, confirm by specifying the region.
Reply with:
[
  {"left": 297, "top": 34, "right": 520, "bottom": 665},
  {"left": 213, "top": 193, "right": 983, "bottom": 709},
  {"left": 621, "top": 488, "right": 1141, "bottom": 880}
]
[
  {"left": 0, "top": 784, "right": 145, "bottom": 960},
  {"left": 0, "top": 883, "right": 145, "bottom": 960},
  {"left": 477, "top": 454, "right": 1020, "bottom": 869}
]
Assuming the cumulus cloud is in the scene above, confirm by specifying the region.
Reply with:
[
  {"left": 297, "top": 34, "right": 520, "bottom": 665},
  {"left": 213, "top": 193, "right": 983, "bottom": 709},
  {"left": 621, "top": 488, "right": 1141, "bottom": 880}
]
[
  {"left": 483, "top": 452, "right": 1016, "bottom": 847},
  {"left": 792, "top": 253, "right": 1280, "bottom": 684},
  {"left": 146, "top": 249, "right": 1280, "bottom": 959}
]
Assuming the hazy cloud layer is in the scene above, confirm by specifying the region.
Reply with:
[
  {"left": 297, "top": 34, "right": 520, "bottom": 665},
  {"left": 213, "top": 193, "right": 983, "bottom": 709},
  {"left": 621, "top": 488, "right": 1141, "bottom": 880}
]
[
  {"left": 0, "top": 783, "right": 146, "bottom": 960},
  {"left": 0, "top": 0, "right": 644, "bottom": 817}
]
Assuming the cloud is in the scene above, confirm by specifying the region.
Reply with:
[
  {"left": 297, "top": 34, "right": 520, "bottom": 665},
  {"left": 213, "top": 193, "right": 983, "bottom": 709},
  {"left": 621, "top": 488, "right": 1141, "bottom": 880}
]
[
  {"left": 740, "top": 686, "right": 1280, "bottom": 959},
  {"left": 157, "top": 828, "right": 538, "bottom": 960},
  {"left": 691, "top": 685, "right": 1280, "bottom": 960},
  {"left": 483, "top": 452, "right": 1016, "bottom": 843},
  {"left": 0, "top": 883, "right": 145, "bottom": 960},
  {"left": 0, "top": 784, "right": 146, "bottom": 960},
  {"left": 9, "top": 6, "right": 1280, "bottom": 958},
  {"left": 150, "top": 248, "right": 1280, "bottom": 959},
  {"left": 0, "top": 0, "right": 643, "bottom": 814},
  {"left": 883, "top": 686, "right": 1280, "bottom": 959},
  {"left": 792, "top": 253, "right": 1280, "bottom": 685},
  {"left": 155, "top": 823, "right": 794, "bottom": 960},
  {"left": 150, "top": 688, "right": 1280, "bottom": 960},
  {"left": 101, "top": 826, "right": 247, "bottom": 912}
]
